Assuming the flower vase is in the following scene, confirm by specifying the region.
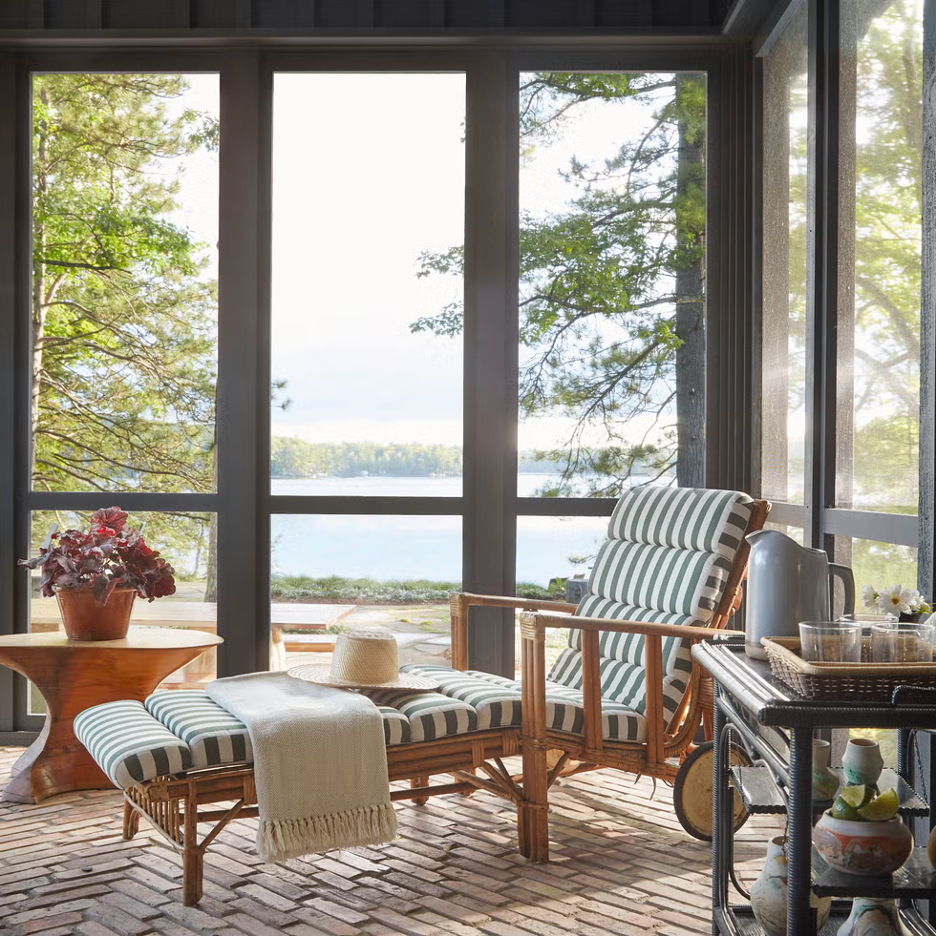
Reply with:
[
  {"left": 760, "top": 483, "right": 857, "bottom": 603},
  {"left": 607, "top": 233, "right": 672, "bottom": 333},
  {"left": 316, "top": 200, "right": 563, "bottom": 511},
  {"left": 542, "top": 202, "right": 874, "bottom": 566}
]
[
  {"left": 812, "top": 738, "right": 839, "bottom": 801},
  {"left": 750, "top": 837, "right": 831, "bottom": 936},
  {"left": 842, "top": 738, "right": 884, "bottom": 787},
  {"left": 836, "top": 897, "right": 910, "bottom": 936}
]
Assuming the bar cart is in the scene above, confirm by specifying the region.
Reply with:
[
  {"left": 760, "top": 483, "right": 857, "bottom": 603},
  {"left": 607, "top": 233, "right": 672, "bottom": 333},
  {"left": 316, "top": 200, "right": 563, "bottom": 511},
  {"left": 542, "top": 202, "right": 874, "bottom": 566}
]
[{"left": 694, "top": 635, "right": 936, "bottom": 936}]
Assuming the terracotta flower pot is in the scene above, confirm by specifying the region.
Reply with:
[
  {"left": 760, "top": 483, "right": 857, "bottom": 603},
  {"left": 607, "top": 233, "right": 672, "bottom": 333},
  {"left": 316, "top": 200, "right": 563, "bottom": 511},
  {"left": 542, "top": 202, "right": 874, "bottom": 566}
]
[
  {"left": 813, "top": 813, "right": 913, "bottom": 877},
  {"left": 55, "top": 586, "right": 136, "bottom": 641}
]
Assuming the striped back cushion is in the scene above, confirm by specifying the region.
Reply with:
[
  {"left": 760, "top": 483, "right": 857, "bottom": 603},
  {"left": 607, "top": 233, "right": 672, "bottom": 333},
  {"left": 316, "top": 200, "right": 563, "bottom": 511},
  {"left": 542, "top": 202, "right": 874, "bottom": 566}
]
[
  {"left": 548, "top": 487, "right": 753, "bottom": 721},
  {"left": 75, "top": 700, "right": 192, "bottom": 789},
  {"left": 607, "top": 487, "right": 752, "bottom": 556},
  {"left": 590, "top": 488, "right": 753, "bottom": 622}
]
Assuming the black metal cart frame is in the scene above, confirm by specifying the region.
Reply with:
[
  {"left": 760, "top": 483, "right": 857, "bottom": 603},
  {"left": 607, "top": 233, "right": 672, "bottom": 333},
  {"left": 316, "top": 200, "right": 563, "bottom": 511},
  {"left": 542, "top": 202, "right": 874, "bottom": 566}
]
[{"left": 696, "top": 636, "right": 936, "bottom": 936}]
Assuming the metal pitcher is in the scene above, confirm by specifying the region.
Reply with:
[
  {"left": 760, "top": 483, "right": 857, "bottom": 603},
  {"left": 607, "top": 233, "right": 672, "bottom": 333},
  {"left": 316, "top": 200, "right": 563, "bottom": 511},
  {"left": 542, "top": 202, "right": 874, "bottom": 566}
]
[{"left": 744, "top": 530, "right": 856, "bottom": 659}]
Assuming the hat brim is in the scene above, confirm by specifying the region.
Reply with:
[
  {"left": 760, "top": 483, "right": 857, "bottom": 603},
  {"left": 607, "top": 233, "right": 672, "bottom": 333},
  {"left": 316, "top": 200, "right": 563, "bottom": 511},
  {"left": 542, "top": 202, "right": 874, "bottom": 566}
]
[{"left": 287, "top": 663, "right": 438, "bottom": 692}]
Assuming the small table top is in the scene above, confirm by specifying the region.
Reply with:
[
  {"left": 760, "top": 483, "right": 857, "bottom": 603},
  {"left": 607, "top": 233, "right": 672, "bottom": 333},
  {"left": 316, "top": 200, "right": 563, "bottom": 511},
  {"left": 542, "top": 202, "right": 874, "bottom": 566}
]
[{"left": 0, "top": 628, "right": 223, "bottom": 651}]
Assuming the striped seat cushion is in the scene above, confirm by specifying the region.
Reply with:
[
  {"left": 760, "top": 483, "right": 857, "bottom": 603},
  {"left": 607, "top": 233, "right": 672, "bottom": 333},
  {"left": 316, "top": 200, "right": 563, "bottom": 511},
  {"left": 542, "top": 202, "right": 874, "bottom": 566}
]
[
  {"left": 145, "top": 691, "right": 253, "bottom": 769},
  {"left": 74, "top": 700, "right": 192, "bottom": 789},
  {"left": 145, "top": 689, "right": 427, "bottom": 750},
  {"left": 396, "top": 665, "right": 522, "bottom": 729},
  {"left": 401, "top": 664, "right": 645, "bottom": 742},
  {"left": 362, "top": 688, "right": 479, "bottom": 741},
  {"left": 376, "top": 705, "right": 411, "bottom": 745}
]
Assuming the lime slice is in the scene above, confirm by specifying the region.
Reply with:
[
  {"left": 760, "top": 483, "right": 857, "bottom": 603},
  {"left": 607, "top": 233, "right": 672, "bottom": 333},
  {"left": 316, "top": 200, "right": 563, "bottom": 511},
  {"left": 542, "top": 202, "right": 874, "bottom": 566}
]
[
  {"left": 857, "top": 788, "right": 900, "bottom": 821},
  {"left": 831, "top": 796, "right": 860, "bottom": 821},
  {"left": 839, "top": 785, "right": 868, "bottom": 809}
]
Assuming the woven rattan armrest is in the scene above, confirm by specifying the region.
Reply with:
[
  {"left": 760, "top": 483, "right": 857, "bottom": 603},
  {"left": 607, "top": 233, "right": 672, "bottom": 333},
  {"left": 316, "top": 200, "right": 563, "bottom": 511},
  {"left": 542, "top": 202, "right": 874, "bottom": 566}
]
[{"left": 449, "top": 592, "right": 577, "bottom": 668}]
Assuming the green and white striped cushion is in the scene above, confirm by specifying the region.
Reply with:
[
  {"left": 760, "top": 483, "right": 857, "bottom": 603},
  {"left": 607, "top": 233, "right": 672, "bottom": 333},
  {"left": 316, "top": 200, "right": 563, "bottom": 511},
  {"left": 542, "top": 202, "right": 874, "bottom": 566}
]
[
  {"left": 400, "top": 665, "right": 645, "bottom": 742},
  {"left": 607, "top": 487, "right": 753, "bottom": 556},
  {"left": 362, "top": 689, "right": 479, "bottom": 741},
  {"left": 145, "top": 691, "right": 253, "bottom": 769},
  {"left": 75, "top": 700, "right": 192, "bottom": 789},
  {"left": 375, "top": 705, "right": 410, "bottom": 745},
  {"left": 545, "top": 487, "right": 753, "bottom": 718},
  {"left": 396, "top": 665, "right": 522, "bottom": 729},
  {"left": 147, "top": 689, "right": 416, "bottom": 750},
  {"left": 586, "top": 540, "right": 731, "bottom": 621}
]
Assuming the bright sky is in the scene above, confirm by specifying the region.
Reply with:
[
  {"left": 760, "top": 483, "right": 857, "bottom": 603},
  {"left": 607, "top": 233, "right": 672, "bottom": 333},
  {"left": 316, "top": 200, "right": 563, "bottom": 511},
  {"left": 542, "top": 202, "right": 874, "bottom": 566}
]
[{"left": 171, "top": 72, "right": 686, "bottom": 452}]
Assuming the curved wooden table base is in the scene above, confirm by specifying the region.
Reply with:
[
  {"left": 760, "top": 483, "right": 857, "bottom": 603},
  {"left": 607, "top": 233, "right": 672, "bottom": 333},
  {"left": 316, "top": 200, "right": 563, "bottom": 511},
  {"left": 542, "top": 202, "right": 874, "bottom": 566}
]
[{"left": 0, "top": 628, "right": 223, "bottom": 803}]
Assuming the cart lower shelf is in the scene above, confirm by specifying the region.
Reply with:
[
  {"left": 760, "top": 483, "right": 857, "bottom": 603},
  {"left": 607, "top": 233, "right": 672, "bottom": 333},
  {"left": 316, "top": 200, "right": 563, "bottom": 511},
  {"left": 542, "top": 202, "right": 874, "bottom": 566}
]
[{"left": 717, "top": 901, "right": 935, "bottom": 935}]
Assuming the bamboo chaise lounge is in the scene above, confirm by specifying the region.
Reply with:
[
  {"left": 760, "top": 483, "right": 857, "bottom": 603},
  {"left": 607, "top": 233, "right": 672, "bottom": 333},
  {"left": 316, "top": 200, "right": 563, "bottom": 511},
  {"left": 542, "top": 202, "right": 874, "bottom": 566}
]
[
  {"left": 74, "top": 486, "right": 767, "bottom": 904},
  {"left": 74, "top": 684, "right": 531, "bottom": 905}
]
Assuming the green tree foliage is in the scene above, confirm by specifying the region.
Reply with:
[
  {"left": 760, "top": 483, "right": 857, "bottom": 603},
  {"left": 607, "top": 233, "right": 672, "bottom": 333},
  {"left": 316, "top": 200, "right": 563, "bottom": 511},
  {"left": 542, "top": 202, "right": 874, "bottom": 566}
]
[
  {"left": 270, "top": 438, "right": 463, "bottom": 479},
  {"left": 848, "top": 0, "right": 922, "bottom": 512},
  {"left": 30, "top": 75, "right": 218, "bottom": 571},
  {"left": 413, "top": 72, "right": 706, "bottom": 495}
]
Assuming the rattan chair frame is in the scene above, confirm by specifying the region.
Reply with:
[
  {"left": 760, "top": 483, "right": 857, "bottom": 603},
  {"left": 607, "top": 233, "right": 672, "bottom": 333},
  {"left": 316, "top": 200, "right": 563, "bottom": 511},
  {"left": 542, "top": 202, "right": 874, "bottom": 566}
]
[{"left": 448, "top": 498, "right": 770, "bottom": 861}]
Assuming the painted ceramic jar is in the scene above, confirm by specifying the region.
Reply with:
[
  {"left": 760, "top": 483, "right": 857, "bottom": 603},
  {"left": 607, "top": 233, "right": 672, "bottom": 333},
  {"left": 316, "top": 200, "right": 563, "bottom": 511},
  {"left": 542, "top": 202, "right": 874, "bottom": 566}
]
[
  {"left": 750, "top": 837, "right": 831, "bottom": 936},
  {"left": 837, "top": 897, "right": 910, "bottom": 936},
  {"left": 842, "top": 738, "right": 884, "bottom": 787},
  {"left": 812, "top": 738, "right": 840, "bottom": 801},
  {"left": 813, "top": 814, "right": 913, "bottom": 876}
]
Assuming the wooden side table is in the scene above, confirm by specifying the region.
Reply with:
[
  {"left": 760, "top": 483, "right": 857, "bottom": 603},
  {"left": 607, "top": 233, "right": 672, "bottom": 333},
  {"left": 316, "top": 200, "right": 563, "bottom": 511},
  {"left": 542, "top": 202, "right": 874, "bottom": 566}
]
[{"left": 0, "top": 628, "right": 223, "bottom": 804}]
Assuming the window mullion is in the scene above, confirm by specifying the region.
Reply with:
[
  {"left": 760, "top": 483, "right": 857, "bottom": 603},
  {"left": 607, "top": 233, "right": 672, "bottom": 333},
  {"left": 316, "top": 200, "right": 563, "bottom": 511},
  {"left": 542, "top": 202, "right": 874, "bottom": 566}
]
[{"left": 462, "top": 52, "right": 519, "bottom": 675}]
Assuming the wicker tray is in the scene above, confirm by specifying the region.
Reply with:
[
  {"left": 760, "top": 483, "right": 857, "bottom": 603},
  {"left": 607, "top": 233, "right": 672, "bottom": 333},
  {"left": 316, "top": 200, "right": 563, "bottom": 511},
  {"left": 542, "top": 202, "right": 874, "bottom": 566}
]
[{"left": 761, "top": 636, "right": 936, "bottom": 701}]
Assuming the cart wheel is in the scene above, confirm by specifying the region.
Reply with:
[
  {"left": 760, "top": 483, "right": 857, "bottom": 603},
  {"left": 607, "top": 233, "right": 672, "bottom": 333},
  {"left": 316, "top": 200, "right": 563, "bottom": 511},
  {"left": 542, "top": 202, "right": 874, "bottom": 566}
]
[{"left": 673, "top": 740, "right": 750, "bottom": 841}]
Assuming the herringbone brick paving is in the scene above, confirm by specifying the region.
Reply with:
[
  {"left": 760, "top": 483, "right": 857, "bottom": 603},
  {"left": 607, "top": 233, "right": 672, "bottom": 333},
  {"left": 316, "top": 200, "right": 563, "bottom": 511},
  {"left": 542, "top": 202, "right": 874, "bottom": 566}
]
[{"left": 0, "top": 747, "right": 781, "bottom": 935}]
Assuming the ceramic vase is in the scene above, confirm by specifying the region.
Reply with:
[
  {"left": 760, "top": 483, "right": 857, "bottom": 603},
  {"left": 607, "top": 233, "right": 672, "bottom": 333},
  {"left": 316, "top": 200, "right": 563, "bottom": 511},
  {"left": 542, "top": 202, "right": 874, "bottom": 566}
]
[
  {"left": 837, "top": 897, "right": 910, "bottom": 936},
  {"left": 750, "top": 837, "right": 831, "bottom": 936},
  {"left": 842, "top": 738, "right": 884, "bottom": 787},
  {"left": 813, "top": 738, "right": 840, "bottom": 801},
  {"left": 813, "top": 814, "right": 913, "bottom": 876}
]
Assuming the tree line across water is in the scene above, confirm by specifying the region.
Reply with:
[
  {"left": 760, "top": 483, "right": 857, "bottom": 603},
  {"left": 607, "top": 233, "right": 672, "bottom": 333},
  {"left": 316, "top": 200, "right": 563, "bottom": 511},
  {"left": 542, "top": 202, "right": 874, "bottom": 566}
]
[
  {"left": 271, "top": 438, "right": 462, "bottom": 478},
  {"left": 270, "top": 437, "right": 584, "bottom": 479}
]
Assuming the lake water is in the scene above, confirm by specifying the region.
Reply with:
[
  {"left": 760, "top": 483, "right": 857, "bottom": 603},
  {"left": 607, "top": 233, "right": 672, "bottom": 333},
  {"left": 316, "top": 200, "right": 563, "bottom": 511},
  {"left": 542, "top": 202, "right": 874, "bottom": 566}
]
[{"left": 270, "top": 475, "right": 611, "bottom": 585}]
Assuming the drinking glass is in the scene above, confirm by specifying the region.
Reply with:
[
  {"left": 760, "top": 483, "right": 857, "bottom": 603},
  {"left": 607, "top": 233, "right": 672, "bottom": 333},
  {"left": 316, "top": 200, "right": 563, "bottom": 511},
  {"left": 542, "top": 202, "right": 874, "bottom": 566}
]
[
  {"left": 799, "top": 621, "right": 862, "bottom": 663},
  {"left": 839, "top": 612, "right": 897, "bottom": 657},
  {"left": 871, "top": 621, "right": 936, "bottom": 663}
]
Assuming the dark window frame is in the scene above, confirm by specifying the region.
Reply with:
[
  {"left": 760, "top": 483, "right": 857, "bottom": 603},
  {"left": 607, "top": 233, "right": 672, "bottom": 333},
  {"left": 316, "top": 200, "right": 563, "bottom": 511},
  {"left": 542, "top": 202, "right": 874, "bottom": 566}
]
[{"left": 0, "top": 38, "right": 753, "bottom": 734}]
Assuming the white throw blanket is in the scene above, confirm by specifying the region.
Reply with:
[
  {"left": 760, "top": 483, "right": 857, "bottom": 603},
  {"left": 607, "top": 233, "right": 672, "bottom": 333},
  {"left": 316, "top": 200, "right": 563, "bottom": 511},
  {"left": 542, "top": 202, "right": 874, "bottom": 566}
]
[{"left": 206, "top": 672, "right": 397, "bottom": 862}]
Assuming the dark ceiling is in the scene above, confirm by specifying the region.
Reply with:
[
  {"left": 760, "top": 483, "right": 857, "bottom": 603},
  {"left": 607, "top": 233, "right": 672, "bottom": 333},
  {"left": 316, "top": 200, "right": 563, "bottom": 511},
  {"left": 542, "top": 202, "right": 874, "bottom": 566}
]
[{"left": 1, "top": 0, "right": 742, "bottom": 36}]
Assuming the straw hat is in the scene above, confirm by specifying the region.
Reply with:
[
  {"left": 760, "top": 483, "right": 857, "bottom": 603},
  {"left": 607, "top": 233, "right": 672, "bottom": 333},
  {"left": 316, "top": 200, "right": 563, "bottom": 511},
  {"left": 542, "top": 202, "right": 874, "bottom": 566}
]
[{"left": 288, "top": 631, "right": 438, "bottom": 691}]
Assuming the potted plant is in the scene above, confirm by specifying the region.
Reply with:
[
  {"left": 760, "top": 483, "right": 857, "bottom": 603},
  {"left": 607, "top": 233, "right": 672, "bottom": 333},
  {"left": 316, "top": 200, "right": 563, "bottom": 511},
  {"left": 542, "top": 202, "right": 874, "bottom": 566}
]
[{"left": 19, "top": 507, "right": 176, "bottom": 641}]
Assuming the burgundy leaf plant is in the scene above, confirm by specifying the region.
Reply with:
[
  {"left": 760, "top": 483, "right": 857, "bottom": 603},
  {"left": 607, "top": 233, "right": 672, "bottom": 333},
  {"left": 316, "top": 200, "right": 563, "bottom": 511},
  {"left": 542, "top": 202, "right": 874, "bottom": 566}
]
[{"left": 19, "top": 507, "right": 177, "bottom": 605}]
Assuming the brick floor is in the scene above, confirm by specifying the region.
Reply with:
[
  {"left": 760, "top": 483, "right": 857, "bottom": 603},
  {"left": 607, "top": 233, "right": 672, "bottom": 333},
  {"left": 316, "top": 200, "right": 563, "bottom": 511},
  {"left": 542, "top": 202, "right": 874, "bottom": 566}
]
[{"left": 0, "top": 747, "right": 782, "bottom": 935}]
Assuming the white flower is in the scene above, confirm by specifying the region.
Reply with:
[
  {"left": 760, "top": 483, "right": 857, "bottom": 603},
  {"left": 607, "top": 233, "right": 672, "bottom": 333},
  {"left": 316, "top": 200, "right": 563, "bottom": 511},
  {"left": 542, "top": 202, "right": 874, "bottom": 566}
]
[
  {"left": 876, "top": 584, "right": 913, "bottom": 615},
  {"left": 861, "top": 585, "right": 878, "bottom": 609},
  {"left": 904, "top": 589, "right": 925, "bottom": 612}
]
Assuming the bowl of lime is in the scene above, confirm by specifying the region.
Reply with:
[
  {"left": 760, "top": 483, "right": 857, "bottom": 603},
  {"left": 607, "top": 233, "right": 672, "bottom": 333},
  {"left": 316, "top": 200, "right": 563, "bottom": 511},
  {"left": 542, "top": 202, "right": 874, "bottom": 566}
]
[{"left": 813, "top": 786, "right": 912, "bottom": 876}]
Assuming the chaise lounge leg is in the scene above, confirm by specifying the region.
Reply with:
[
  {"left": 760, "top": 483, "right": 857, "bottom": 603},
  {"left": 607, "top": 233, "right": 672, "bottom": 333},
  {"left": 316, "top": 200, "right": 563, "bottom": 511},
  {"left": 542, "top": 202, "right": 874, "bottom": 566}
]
[
  {"left": 122, "top": 800, "right": 140, "bottom": 840},
  {"left": 411, "top": 776, "right": 430, "bottom": 805},
  {"left": 519, "top": 611, "right": 550, "bottom": 863},
  {"left": 182, "top": 848, "right": 204, "bottom": 906}
]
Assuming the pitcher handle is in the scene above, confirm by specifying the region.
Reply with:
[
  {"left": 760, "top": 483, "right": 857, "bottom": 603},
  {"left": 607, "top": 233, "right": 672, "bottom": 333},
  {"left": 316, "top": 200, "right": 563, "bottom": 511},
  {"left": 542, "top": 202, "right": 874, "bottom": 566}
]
[{"left": 829, "top": 563, "right": 856, "bottom": 617}]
